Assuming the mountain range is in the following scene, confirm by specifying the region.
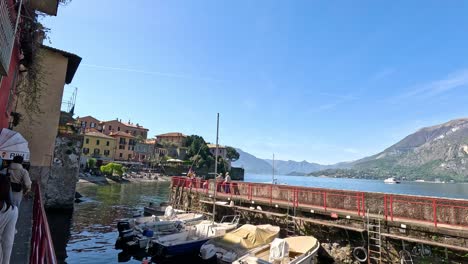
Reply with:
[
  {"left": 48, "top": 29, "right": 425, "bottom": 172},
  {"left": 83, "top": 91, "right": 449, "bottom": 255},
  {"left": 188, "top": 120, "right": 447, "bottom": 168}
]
[{"left": 233, "top": 118, "right": 468, "bottom": 182}]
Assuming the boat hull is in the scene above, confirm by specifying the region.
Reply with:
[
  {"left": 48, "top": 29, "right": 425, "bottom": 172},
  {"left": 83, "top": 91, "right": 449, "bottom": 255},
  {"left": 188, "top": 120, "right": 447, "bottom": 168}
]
[{"left": 152, "top": 238, "right": 211, "bottom": 258}]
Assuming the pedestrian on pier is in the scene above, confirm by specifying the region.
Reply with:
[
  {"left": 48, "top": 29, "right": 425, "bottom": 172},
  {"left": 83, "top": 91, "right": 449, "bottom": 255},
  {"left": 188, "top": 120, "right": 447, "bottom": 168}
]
[
  {"left": 4, "top": 156, "right": 31, "bottom": 207},
  {"left": 224, "top": 172, "right": 231, "bottom": 193},
  {"left": 0, "top": 172, "right": 18, "bottom": 264},
  {"left": 215, "top": 173, "right": 223, "bottom": 192}
]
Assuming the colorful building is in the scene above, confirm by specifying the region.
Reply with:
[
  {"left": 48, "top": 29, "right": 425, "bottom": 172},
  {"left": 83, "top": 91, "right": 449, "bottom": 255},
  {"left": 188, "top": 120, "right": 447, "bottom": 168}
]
[
  {"left": 81, "top": 130, "right": 116, "bottom": 166},
  {"left": 102, "top": 119, "right": 149, "bottom": 139},
  {"left": 207, "top": 144, "right": 227, "bottom": 160},
  {"left": 156, "top": 132, "right": 187, "bottom": 147},
  {"left": 110, "top": 131, "right": 136, "bottom": 161},
  {"left": 77, "top": 116, "right": 101, "bottom": 132},
  {"left": 0, "top": 0, "right": 60, "bottom": 128}
]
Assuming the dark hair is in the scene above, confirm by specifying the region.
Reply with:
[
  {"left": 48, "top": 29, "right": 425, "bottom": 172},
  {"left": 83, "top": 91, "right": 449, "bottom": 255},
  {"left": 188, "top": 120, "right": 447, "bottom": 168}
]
[
  {"left": 13, "top": 155, "right": 24, "bottom": 164},
  {"left": 0, "top": 174, "right": 12, "bottom": 211}
]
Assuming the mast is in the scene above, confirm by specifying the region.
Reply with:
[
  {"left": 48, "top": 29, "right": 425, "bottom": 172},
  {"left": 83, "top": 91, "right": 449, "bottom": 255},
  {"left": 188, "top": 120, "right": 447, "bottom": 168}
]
[{"left": 212, "top": 113, "right": 219, "bottom": 221}]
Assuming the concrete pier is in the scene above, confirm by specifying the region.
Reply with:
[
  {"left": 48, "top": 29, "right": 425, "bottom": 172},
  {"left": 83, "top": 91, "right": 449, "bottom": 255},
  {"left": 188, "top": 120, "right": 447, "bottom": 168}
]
[{"left": 171, "top": 177, "right": 468, "bottom": 263}]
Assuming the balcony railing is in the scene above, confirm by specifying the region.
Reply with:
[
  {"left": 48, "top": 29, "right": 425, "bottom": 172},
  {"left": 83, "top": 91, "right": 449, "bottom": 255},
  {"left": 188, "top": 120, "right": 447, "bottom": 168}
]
[{"left": 0, "top": 0, "right": 15, "bottom": 76}]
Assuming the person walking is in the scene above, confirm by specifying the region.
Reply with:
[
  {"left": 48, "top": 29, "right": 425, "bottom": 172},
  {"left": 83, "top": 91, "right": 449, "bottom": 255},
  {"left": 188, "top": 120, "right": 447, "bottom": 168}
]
[
  {"left": 6, "top": 156, "right": 31, "bottom": 207},
  {"left": 0, "top": 173, "right": 19, "bottom": 264},
  {"left": 224, "top": 172, "right": 231, "bottom": 193}
]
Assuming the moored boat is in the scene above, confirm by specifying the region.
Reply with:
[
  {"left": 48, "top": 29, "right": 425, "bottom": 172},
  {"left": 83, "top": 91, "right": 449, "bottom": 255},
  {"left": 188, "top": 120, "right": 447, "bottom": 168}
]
[
  {"left": 384, "top": 177, "right": 400, "bottom": 184},
  {"left": 199, "top": 224, "right": 280, "bottom": 264},
  {"left": 233, "top": 236, "right": 320, "bottom": 264},
  {"left": 150, "top": 215, "right": 240, "bottom": 258}
]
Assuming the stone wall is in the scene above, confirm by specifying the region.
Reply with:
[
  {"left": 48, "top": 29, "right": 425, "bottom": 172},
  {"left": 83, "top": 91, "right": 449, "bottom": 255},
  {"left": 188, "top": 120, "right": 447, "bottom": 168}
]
[{"left": 44, "top": 134, "right": 82, "bottom": 209}]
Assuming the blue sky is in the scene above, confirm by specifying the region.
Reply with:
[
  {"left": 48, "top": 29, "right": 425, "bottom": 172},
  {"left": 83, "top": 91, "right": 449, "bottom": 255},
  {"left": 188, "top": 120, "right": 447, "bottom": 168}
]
[{"left": 43, "top": 1, "right": 468, "bottom": 164}]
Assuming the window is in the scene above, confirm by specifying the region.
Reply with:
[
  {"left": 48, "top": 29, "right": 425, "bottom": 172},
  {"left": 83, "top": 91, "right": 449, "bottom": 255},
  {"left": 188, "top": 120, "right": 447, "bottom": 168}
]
[
  {"left": 81, "top": 121, "right": 86, "bottom": 128},
  {"left": 119, "top": 145, "right": 125, "bottom": 150},
  {"left": 85, "top": 138, "right": 89, "bottom": 144},
  {"left": 94, "top": 148, "right": 100, "bottom": 154},
  {"left": 104, "top": 150, "right": 110, "bottom": 156},
  {"left": 96, "top": 140, "right": 100, "bottom": 145},
  {"left": 90, "top": 122, "right": 96, "bottom": 128},
  {"left": 119, "top": 153, "right": 123, "bottom": 158},
  {"left": 142, "top": 155, "right": 146, "bottom": 159},
  {"left": 119, "top": 138, "right": 126, "bottom": 145},
  {"left": 106, "top": 141, "right": 110, "bottom": 146},
  {"left": 118, "top": 127, "right": 121, "bottom": 131},
  {"left": 132, "top": 131, "right": 136, "bottom": 136},
  {"left": 83, "top": 148, "right": 89, "bottom": 154},
  {"left": 126, "top": 130, "right": 129, "bottom": 133},
  {"left": 108, "top": 125, "right": 112, "bottom": 131}
]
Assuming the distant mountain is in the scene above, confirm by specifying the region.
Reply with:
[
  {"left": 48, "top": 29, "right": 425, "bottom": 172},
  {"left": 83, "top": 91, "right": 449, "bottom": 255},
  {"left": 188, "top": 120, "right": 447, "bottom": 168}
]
[
  {"left": 232, "top": 149, "right": 274, "bottom": 174},
  {"left": 310, "top": 118, "right": 468, "bottom": 182},
  {"left": 232, "top": 148, "right": 348, "bottom": 175},
  {"left": 264, "top": 159, "right": 330, "bottom": 175}
]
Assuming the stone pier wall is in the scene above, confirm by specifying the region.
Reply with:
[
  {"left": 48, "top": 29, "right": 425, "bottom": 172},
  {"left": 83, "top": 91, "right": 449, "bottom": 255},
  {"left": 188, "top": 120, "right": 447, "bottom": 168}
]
[{"left": 44, "top": 134, "right": 82, "bottom": 209}]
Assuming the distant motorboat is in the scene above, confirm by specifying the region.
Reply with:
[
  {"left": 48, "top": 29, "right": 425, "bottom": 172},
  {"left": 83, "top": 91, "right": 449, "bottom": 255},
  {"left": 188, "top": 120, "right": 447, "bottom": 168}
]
[
  {"left": 415, "top": 179, "right": 425, "bottom": 182},
  {"left": 384, "top": 177, "right": 400, "bottom": 184}
]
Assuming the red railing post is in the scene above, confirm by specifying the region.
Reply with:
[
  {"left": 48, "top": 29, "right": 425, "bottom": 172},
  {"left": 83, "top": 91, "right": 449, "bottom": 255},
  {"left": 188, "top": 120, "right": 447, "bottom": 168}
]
[
  {"left": 357, "top": 194, "right": 360, "bottom": 216},
  {"left": 384, "top": 195, "right": 387, "bottom": 221},
  {"left": 269, "top": 185, "right": 272, "bottom": 204},
  {"left": 390, "top": 195, "right": 394, "bottom": 221},
  {"left": 361, "top": 193, "right": 365, "bottom": 215},
  {"left": 433, "top": 199, "right": 437, "bottom": 228},
  {"left": 248, "top": 183, "right": 252, "bottom": 200},
  {"left": 323, "top": 192, "right": 327, "bottom": 211}
]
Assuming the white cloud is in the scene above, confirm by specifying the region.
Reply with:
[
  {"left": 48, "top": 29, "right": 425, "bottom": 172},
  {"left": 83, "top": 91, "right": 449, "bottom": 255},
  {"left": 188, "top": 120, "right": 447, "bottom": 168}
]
[{"left": 401, "top": 69, "right": 468, "bottom": 99}]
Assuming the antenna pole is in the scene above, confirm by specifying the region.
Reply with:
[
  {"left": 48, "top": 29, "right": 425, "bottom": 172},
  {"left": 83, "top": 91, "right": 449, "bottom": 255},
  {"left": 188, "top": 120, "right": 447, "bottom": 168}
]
[{"left": 212, "top": 113, "right": 219, "bottom": 221}]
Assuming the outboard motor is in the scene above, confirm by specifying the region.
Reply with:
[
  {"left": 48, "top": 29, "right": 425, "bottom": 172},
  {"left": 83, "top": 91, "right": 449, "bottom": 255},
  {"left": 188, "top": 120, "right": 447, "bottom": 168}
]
[
  {"left": 115, "top": 229, "right": 135, "bottom": 250},
  {"left": 117, "top": 220, "right": 131, "bottom": 235}
]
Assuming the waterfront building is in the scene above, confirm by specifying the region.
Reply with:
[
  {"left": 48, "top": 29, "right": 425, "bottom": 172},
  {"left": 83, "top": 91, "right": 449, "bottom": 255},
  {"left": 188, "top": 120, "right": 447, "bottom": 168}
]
[
  {"left": 77, "top": 116, "right": 102, "bottom": 132},
  {"left": 0, "top": 0, "right": 60, "bottom": 128},
  {"left": 156, "top": 132, "right": 187, "bottom": 147},
  {"left": 81, "top": 130, "right": 116, "bottom": 166},
  {"left": 207, "top": 143, "right": 227, "bottom": 160},
  {"left": 102, "top": 119, "right": 149, "bottom": 139},
  {"left": 110, "top": 131, "right": 136, "bottom": 161},
  {"left": 13, "top": 45, "right": 81, "bottom": 178}
]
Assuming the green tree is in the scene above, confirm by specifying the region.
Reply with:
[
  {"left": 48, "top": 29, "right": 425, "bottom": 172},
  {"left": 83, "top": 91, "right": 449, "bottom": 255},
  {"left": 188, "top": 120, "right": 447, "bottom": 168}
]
[
  {"left": 87, "top": 158, "right": 96, "bottom": 169},
  {"left": 184, "top": 135, "right": 214, "bottom": 169},
  {"left": 226, "top": 146, "right": 240, "bottom": 162},
  {"left": 100, "top": 163, "right": 125, "bottom": 177}
]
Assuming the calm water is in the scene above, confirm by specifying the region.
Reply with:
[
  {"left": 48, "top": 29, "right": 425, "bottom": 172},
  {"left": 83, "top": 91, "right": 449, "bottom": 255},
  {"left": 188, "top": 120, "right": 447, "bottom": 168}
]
[{"left": 55, "top": 175, "right": 468, "bottom": 264}]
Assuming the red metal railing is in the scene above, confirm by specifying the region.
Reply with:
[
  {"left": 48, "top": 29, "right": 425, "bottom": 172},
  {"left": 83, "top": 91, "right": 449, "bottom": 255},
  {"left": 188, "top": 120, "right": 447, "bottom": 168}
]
[
  {"left": 29, "top": 183, "right": 57, "bottom": 264},
  {"left": 171, "top": 177, "right": 468, "bottom": 228}
]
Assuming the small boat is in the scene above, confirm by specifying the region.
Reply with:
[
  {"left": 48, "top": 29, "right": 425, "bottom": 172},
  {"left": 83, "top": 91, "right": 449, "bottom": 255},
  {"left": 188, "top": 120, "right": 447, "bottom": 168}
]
[
  {"left": 384, "top": 177, "right": 400, "bottom": 184},
  {"left": 199, "top": 224, "right": 280, "bottom": 264},
  {"left": 151, "top": 215, "right": 240, "bottom": 258},
  {"left": 233, "top": 236, "right": 320, "bottom": 264},
  {"left": 115, "top": 206, "right": 204, "bottom": 251},
  {"left": 143, "top": 202, "right": 184, "bottom": 216}
]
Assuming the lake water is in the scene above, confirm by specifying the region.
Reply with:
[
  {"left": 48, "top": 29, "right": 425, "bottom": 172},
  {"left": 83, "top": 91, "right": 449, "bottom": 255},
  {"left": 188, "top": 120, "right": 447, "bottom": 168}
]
[{"left": 54, "top": 175, "right": 468, "bottom": 263}]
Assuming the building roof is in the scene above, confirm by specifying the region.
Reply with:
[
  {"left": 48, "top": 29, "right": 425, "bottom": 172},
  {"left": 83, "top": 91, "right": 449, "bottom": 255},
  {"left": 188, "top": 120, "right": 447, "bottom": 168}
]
[
  {"left": 85, "top": 131, "right": 114, "bottom": 139},
  {"left": 207, "top": 143, "right": 226, "bottom": 149},
  {"left": 156, "top": 132, "right": 187, "bottom": 137},
  {"left": 109, "top": 131, "right": 135, "bottom": 138},
  {"left": 41, "top": 45, "right": 82, "bottom": 84},
  {"left": 103, "top": 119, "right": 149, "bottom": 131},
  {"left": 77, "top": 116, "right": 100, "bottom": 122}
]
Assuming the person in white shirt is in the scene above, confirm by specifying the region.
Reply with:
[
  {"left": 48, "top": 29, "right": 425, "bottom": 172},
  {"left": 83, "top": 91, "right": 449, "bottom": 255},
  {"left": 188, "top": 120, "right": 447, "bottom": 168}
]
[
  {"left": 0, "top": 174, "right": 19, "bottom": 264},
  {"left": 5, "top": 156, "right": 31, "bottom": 207},
  {"left": 224, "top": 172, "right": 231, "bottom": 193}
]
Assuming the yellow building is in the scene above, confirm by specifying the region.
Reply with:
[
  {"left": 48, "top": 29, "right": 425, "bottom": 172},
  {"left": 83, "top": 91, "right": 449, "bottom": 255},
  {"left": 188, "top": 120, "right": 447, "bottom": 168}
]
[
  {"left": 110, "top": 131, "right": 136, "bottom": 161},
  {"left": 81, "top": 131, "right": 116, "bottom": 165}
]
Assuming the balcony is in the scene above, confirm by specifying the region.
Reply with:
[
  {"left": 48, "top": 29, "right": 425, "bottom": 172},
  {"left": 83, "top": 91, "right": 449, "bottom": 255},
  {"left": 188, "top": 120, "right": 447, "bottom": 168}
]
[{"left": 0, "top": 0, "right": 15, "bottom": 76}]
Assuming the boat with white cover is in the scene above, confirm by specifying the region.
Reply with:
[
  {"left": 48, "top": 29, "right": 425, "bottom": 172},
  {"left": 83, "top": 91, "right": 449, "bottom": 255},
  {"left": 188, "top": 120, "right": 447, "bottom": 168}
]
[
  {"left": 233, "top": 236, "right": 320, "bottom": 264},
  {"left": 199, "top": 224, "right": 280, "bottom": 263},
  {"left": 151, "top": 215, "right": 240, "bottom": 258}
]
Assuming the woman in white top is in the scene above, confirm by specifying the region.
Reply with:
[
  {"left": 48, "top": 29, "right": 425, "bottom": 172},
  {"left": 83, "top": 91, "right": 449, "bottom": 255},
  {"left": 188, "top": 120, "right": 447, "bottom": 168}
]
[{"left": 0, "top": 174, "right": 18, "bottom": 264}]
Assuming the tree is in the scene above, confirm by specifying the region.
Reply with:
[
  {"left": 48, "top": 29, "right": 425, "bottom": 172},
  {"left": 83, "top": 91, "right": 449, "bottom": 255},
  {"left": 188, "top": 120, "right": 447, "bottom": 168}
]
[
  {"left": 87, "top": 158, "right": 96, "bottom": 169},
  {"left": 100, "top": 163, "right": 124, "bottom": 177},
  {"left": 135, "top": 135, "right": 145, "bottom": 143},
  {"left": 226, "top": 147, "right": 240, "bottom": 162},
  {"left": 184, "top": 135, "right": 214, "bottom": 169}
]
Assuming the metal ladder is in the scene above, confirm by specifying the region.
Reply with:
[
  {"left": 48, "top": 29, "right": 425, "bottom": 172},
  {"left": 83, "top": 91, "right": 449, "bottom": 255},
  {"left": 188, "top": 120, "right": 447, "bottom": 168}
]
[
  {"left": 367, "top": 211, "right": 382, "bottom": 264},
  {"left": 399, "top": 241, "right": 414, "bottom": 264},
  {"left": 285, "top": 190, "right": 297, "bottom": 236}
]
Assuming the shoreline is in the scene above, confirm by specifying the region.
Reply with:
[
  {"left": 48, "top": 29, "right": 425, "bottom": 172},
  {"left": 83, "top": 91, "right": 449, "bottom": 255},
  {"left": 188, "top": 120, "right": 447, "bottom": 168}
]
[{"left": 77, "top": 175, "right": 171, "bottom": 185}]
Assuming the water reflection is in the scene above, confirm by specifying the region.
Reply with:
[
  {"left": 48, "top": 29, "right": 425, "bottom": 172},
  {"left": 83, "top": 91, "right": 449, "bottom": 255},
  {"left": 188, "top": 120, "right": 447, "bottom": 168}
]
[{"left": 52, "top": 182, "right": 171, "bottom": 264}]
